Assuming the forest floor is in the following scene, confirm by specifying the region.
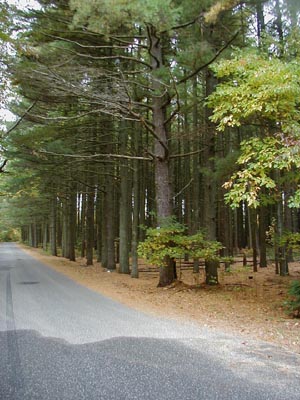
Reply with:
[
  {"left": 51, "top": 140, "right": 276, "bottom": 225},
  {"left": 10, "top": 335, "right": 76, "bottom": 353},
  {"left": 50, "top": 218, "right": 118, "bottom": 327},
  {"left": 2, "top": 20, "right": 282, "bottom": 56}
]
[{"left": 20, "top": 244, "right": 300, "bottom": 354}]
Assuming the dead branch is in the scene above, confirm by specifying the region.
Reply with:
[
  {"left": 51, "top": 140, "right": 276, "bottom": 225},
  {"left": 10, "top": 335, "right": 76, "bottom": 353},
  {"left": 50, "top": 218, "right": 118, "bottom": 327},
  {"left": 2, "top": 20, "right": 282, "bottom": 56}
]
[
  {"left": 178, "top": 30, "right": 240, "bottom": 84},
  {"left": 39, "top": 150, "right": 152, "bottom": 161},
  {"left": 5, "top": 101, "right": 37, "bottom": 135},
  {"left": 173, "top": 178, "right": 194, "bottom": 199},
  {"left": 0, "top": 159, "right": 8, "bottom": 173}
]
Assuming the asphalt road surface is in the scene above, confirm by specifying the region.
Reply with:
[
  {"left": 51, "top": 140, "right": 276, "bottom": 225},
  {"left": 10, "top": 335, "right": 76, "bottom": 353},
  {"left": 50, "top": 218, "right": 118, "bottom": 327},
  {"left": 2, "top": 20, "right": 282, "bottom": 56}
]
[{"left": 1, "top": 242, "right": 300, "bottom": 400}]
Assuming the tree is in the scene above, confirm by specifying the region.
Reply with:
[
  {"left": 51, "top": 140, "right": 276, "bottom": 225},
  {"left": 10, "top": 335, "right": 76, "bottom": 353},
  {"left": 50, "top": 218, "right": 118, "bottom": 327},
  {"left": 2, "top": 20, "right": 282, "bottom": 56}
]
[
  {"left": 208, "top": 47, "right": 300, "bottom": 274},
  {"left": 138, "top": 219, "right": 223, "bottom": 280},
  {"left": 208, "top": 50, "right": 300, "bottom": 205},
  {"left": 4, "top": 0, "right": 277, "bottom": 287},
  {"left": 68, "top": 0, "right": 241, "bottom": 285}
]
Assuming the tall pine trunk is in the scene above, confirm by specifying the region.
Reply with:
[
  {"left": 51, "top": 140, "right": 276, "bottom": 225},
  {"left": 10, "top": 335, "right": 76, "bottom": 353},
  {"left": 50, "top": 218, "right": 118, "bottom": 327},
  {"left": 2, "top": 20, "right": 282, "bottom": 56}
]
[
  {"left": 119, "top": 125, "right": 130, "bottom": 274},
  {"left": 68, "top": 181, "right": 77, "bottom": 262},
  {"left": 50, "top": 194, "right": 57, "bottom": 256},
  {"left": 148, "top": 25, "right": 174, "bottom": 287},
  {"left": 131, "top": 126, "right": 141, "bottom": 279},
  {"left": 203, "top": 69, "right": 219, "bottom": 285},
  {"left": 86, "top": 175, "right": 95, "bottom": 266}
]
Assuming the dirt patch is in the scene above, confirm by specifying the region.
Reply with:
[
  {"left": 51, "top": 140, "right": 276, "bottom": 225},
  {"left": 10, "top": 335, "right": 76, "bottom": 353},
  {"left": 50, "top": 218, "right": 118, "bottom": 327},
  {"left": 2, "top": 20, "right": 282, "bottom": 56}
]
[{"left": 20, "top": 244, "right": 300, "bottom": 353}]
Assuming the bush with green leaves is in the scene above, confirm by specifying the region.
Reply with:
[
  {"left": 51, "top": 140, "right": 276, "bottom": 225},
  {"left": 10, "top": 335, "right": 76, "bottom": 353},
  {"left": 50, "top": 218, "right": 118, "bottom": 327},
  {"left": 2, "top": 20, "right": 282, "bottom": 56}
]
[
  {"left": 138, "top": 218, "right": 223, "bottom": 267},
  {"left": 284, "top": 280, "right": 300, "bottom": 317},
  {"left": 280, "top": 232, "right": 300, "bottom": 251},
  {"left": 207, "top": 50, "right": 300, "bottom": 209},
  {"left": 0, "top": 228, "right": 20, "bottom": 242}
]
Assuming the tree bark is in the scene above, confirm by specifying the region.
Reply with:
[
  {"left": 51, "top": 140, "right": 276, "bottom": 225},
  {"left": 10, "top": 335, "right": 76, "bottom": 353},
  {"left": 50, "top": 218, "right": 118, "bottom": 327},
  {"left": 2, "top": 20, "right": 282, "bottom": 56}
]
[
  {"left": 62, "top": 199, "right": 70, "bottom": 259},
  {"left": 250, "top": 208, "right": 258, "bottom": 272},
  {"left": 119, "top": 125, "right": 130, "bottom": 274},
  {"left": 105, "top": 173, "right": 116, "bottom": 270},
  {"left": 86, "top": 176, "right": 95, "bottom": 266},
  {"left": 68, "top": 181, "right": 77, "bottom": 262},
  {"left": 42, "top": 221, "right": 48, "bottom": 251},
  {"left": 277, "top": 194, "right": 288, "bottom": 276},
  {"left": 50, "top": 195, "right": 57, "bottom": 256},
  {"left": 259, "top": 205, "right": 267, "bottom": 268},
  {"left": 148, "top": 25, "right": 174, "bottom": 286},
  {"left": 80, "top": 189, "right": 86, "bottom": 258},
  {"left": 203, "top": 68, "right": 219, "bottom": 284},
  {"left": 101, "top": 192, "right": 108, "bottom": 269},
  {"left": 131, "top": 125, "right": 141, "bottom": 279}
]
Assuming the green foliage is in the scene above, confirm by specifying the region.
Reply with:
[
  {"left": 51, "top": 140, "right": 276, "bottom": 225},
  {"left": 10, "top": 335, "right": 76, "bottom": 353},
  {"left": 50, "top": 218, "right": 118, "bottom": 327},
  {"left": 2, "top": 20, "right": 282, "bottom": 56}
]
[
  {"left": 0, "top": 228, "right": 20, "bottom": 242},
  {"left": 284, "top": 280, "right": 300, "bottom": 317},
  {"left": 222, "top": 136, "right": 300, "bottom": 208},
  {"left": 0, "top": 196, "right": 22, "bottom": 241},
  {"left": 70, "top": 0, "right": 183, "bottom": 33},
  {"left": 207, "top": 49, "right": 300, "bottom": 208},
  {"left": 138, "top": 218, "right": 223, "bottom": 267},
  {"left": 208, "top": 50, "right": 300, "bottom": 131},
  {"left": 280, "top": 232, "right": 300, "bottom": 251},
  {"left": 205, "top": 0, "right": 239, "bottom": 24}
]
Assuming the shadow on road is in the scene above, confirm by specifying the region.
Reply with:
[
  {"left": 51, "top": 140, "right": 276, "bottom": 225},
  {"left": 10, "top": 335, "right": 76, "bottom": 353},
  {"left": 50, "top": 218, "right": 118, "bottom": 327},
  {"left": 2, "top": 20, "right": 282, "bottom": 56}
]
[{"left": 0, "top": 329, "right": 298, "bottom": 400}]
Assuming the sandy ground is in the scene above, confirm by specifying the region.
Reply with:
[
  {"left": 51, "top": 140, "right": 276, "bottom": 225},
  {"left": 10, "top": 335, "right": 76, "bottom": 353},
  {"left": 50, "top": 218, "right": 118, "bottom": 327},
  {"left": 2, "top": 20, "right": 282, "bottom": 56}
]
[{"left": 20, "top": 244, "right": 300, "bottom": 353}]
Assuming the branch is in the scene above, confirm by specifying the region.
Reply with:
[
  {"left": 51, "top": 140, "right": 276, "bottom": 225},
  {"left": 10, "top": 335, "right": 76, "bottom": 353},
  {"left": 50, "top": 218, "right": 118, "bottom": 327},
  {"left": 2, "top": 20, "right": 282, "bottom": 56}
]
[
  {"left": 162, "top": 13, "right": 204, "bottom": 34},
  {"left": 60, "top": 46, "right": 152, "bottom": 69},
  {"left": 164, "top": 108, "right": 179, "bottom": 126},
  {"left": 39, "top": 150, "right": 152, "bottom": 161},
  {"left": 26, "top": 108, "right": 139, "bottom": 123},
  {"left": 170, "top": 149, "right": 204, "bottom": 159},
  {"left": 128, "top": 110, "right": 169, "bottom": 155},
  {"left": 178, "top": 30, "right": 240, "bottom": 85},
  {"left": 173, "top": 178, "right": 194, "bottom": 199},
  {"left": 43, "top": 33, "right": 148, "bottom": 50},
  {"left": 146, "top": 24, "right": 161, "bottom": 69},
  {"left": 0, "top": 159, "right": 8, "bottom": 173},
  {"left": 5, "top": 101, "right": 37, "bottom": 135}
]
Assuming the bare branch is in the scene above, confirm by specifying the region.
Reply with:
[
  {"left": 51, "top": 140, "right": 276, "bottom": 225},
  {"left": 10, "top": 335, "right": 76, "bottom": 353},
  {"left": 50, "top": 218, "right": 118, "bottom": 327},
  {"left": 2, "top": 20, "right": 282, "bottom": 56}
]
[
  {"left": 5, "top": 101, "right": 37, "bottom": 135},
  {"left": 173, "top": 178, "right": 194, "bottom": 199},
  {"left": 178, "top": 30, "right": 240, "bottom": 85},
  {"left": 0, "top": 159, "right": 8, "bottom": 173},
  {"left": 43, "top": 33, "right": 148, "bottom": 50},
  {"left": 26, "top": 106, "right": 139, "bottom": 123},
  {"left": 170, "top": 149, "right": 204, "bottom": 159},
  {"left": 39, "top": 150, "right": 152, "bottom": 161},
  {"left": 58, "top": 46, "right": 152, "bottom": 69},
  {"left": 162, "top": 13, "right": 204, "bottom": 34}
]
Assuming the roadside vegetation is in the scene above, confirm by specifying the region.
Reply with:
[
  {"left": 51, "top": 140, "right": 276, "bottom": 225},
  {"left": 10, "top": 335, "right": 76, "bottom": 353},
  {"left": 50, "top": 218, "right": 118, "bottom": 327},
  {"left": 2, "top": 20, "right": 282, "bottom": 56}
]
[{"left": 0, "top": 0, "right": 300, "bottom": 338}]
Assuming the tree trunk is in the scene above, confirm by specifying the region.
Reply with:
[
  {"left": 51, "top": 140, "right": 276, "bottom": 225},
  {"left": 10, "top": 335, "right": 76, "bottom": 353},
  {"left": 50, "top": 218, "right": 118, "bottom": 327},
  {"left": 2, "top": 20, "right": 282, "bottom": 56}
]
[
  {"left": 42, "top": 221, "right": 48, "bottom": 251},
  {"left": 250, "top": 208, "right": 258, "bottom": 272},
  {"left": 96, "top": 185, "right": 102, "bottom": 263},
  {"left": 86, "top": 177, "right": 95, "bottom": 266},
  {"left": 203, "top": 68, "right": 219, "bottom": 285},
  {"left": 259, "top": 205, "right": 267, "bottom": 268},
  {"left": 205, "top": 260, "right": 219, "bottom": 285},
  {"left": 119, "top": 125, "right": 130, "bottom": 274},
  {"left": 131, "top": 126, "right": 140, "bottom": 279},
  {"left": 148, "top": 25, "right": 174, "bottom": 286},
  {"left": 68, "top": 182, "right": 77, "bottom": 262},
  {"left": 80, "top": 187, "right": 87, "bottom": 258},
  {"left": 105, "top": 173, "right": 116, "bottom": 270},
  {"left": 62, "top": 199, "right": 70, "bottom": 259},
  {"left": 256, "top": 0, "right": 265, "bottom": 45},
  {"left": 50, "top": 195, "right": 57, "bottom": 256},
  {"left": 101, "top": 193, "right": 108, "bottom": 269},
  {"left": 277, "top": 194, "right": 288, "bottom": 276}
]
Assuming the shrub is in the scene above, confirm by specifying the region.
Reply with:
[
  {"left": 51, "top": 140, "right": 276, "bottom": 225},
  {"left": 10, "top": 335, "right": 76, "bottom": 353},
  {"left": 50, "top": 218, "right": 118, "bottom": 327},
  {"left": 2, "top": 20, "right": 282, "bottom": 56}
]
[
  {"left": 138, "top": 218, "right": 223, "bottom": 267},
  {"left": 284, "top": 280, "right": 300, "bottom": 318}
]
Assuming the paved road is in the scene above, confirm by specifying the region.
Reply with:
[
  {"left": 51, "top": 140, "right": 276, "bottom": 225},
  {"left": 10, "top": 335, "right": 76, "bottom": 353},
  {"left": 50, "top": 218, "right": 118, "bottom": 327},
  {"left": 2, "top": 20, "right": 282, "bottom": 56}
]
[{"left": 0, "top": 242, "right": 300, "bottom": 400}]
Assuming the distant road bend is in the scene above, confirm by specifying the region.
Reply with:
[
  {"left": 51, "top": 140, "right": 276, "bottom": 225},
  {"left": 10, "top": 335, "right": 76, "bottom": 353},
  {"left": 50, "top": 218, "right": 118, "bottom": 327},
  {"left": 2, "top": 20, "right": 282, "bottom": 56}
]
[{"left": 0, "top": 242, "right": 300, "bottom": 400}]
